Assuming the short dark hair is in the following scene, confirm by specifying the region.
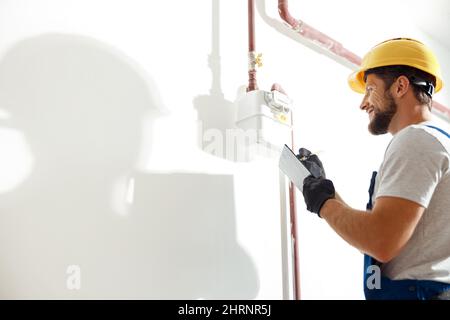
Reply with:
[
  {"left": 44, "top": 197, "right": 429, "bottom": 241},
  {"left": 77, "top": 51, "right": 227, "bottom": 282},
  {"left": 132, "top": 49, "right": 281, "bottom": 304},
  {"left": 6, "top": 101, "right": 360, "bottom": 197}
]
[{"left": 364, "top": 65, "right": 436, "bottom": 109}]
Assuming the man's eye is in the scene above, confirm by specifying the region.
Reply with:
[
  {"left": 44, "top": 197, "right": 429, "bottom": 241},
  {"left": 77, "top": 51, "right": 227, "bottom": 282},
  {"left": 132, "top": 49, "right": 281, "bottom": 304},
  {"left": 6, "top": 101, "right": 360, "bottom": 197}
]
[{"left": 365, "top": 87, "right": 373, "bottom": 95}]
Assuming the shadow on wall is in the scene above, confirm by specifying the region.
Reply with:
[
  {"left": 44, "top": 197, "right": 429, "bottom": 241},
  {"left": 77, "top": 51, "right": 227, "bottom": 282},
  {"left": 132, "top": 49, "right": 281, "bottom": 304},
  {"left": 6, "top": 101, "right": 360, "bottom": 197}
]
[
  {"left": 0, "top": 33, "right": 258, "bottom": 299},
  {"left": 194, "top": 0, "right": 251, "bottom": 162},
  {"left": 130, "top": 173, "right": 258, "bottom": 299}
]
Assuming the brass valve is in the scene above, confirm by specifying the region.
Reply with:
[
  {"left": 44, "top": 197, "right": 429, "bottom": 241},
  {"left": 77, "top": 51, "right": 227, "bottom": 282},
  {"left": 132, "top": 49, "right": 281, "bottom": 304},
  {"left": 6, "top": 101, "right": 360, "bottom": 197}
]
[
  {"left": 248, "top": 52, "right": 263, "bottom": 70},
  {"left": 255, "top": 53, "right": 263, "bottom": 68}
]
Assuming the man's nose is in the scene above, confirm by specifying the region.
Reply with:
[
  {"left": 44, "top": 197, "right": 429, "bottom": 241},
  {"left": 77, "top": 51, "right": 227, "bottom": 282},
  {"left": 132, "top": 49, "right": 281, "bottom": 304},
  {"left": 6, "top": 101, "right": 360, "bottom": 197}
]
[{"left": 360, "top": 95, "right": 369, "bottom": 110}]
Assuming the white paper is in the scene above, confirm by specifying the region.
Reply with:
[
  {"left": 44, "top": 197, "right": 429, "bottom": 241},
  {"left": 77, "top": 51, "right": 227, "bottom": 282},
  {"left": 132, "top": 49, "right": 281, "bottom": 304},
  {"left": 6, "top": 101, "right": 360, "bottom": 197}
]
[{"left": 278, "top": 144, "right": 313, "bottom": 193}]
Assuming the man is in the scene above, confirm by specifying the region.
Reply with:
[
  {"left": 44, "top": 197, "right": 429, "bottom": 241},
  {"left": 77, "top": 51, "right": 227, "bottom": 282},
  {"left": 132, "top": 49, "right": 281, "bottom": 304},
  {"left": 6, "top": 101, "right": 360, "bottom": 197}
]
[{"left": 300, "top": 38, "right": 450, "bottom": 300}]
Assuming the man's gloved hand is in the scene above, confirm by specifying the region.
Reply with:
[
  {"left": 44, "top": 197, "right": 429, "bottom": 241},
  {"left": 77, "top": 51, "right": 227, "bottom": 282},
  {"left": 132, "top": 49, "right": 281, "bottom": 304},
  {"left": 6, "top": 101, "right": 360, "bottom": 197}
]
[
  {"left": 296, "top": 148, "right": 325, "bottom": 178},
  {"left": 302, "top": 175, "right": 335, "bottom": 217}
]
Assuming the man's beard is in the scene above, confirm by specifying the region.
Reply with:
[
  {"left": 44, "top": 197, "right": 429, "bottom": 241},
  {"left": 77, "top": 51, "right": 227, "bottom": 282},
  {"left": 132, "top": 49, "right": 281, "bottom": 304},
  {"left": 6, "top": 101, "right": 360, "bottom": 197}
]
[{"left": 368, "top": 91, "right": 397, "bottom": 135}]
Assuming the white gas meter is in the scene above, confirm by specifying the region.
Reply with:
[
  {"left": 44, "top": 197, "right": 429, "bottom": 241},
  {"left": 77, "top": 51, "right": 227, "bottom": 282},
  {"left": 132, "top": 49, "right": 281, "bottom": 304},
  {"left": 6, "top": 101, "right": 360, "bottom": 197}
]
[{"left": 235, "top": 89, "right": 292, "bottom": 151}]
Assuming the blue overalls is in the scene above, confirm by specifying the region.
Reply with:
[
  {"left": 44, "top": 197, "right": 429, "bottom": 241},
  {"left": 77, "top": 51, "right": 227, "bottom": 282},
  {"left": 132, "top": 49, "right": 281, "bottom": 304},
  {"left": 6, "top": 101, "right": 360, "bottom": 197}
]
[{"left": 363, "top": 125, "right": 450, "bottom": 300}]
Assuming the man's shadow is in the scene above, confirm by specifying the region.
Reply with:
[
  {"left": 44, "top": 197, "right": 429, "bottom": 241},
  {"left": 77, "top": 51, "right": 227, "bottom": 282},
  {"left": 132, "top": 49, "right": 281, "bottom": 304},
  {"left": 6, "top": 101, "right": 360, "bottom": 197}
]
[{"left": 0, "top": 33, "right": 258, "bottom": 299}]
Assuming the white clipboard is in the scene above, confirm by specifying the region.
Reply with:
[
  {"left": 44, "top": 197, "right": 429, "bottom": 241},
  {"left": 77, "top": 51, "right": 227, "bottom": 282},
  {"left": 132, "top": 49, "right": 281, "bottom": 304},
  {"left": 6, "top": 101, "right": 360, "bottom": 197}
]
[{"left": 278, "top": 144, "right": 316, "bottom": 192}]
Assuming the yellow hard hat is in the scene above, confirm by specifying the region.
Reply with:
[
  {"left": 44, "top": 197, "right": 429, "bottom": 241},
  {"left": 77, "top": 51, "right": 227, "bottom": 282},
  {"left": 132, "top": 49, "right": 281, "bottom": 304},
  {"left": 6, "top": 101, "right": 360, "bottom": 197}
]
[{"left": 348, "top": 38, "right": 443, "bottom": 94}]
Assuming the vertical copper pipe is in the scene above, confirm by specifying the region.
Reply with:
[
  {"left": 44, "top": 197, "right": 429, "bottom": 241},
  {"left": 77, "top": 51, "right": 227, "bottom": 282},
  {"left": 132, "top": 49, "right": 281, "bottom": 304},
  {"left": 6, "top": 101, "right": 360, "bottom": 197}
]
[
  {"left": 289, "top": 112, "right": 301, "bottom": 300},
  {"left": 271, "top": 83, "right": 301, "bottom": 299},
  {"left": 247, "top": 0, "right": 258, "bottom": 91},
  {"left": 248, "top": 0, "right": 256, "bottom": 52}
]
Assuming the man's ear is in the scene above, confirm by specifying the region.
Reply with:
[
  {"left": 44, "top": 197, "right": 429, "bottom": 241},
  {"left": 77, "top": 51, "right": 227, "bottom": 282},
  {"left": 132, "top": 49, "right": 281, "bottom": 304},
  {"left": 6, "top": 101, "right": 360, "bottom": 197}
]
[{"left": 392, "top": 75, "right": 410, "bottom": 98}]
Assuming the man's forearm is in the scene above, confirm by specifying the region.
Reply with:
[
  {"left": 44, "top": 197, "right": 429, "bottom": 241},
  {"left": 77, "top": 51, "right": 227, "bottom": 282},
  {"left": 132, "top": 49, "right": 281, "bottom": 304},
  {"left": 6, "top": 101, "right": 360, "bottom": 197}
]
[{"left": 319, "top": 198, "right": 384, "bottom": 260}]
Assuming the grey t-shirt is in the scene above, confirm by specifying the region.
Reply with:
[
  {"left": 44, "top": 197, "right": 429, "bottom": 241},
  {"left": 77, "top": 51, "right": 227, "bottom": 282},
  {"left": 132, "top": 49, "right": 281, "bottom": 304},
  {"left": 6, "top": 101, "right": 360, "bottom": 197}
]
[{"left": 372, "top": 121, "right": 450, "bottom": 283}]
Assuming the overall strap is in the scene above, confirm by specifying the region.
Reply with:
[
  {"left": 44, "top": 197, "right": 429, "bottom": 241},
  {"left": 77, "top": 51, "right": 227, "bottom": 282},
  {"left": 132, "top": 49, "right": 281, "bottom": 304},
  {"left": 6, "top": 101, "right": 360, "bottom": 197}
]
[
  {"left": 366, "top": 171, "right": 377, "bottom": 211},
  {"left": 425, "top": 125, "right": 450, "bottom": 139}
]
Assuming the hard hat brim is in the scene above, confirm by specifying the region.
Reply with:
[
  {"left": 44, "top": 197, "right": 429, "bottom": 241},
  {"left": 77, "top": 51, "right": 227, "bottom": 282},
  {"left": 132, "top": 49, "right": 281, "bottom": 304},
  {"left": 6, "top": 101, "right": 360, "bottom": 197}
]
[
  {"left": 348, "top": 70, "right": 366, "bottom": 94},
  {"left": 348, "top": 68, "right": 443, "bottom": 95}
]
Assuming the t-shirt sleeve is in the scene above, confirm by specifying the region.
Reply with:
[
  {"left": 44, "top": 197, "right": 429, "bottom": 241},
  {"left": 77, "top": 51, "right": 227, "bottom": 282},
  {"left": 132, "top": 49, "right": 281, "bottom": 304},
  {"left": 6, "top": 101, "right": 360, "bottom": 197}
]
[{"left": 375, "top": 127, "right": 448, "bottom": 208}]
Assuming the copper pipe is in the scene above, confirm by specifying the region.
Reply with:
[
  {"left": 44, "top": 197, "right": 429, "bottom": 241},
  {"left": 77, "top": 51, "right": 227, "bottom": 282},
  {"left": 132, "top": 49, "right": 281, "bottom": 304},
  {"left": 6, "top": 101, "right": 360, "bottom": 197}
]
[
  {"left": 249, "top": 0, "right": 256, "bottom": 52},
  {"left": 247, "top": 0, "right": 258, "bottom": 91},
  {"left": 272, "top": 83, "right": 301, "bottom": 300},
  {"left": 278, "top": 0, "right": 361, "bottom": 66},
  {"left": 277, "top": 0, "right": 450, "bottom": 117},
  {"left": 288, "top": 94, "right": 301, "bottom": 300},
  {"left": 433, "top": 101, "right": 450, "bottom": 117},
  {"left": 288, "top": 183, "right": 300, "bottom": 299},
  {"left": 278, "top": 0, "right": 300, "bottom": 29},
  {"left": 289, "top": 127, "right": 301, "bottom": 300}
]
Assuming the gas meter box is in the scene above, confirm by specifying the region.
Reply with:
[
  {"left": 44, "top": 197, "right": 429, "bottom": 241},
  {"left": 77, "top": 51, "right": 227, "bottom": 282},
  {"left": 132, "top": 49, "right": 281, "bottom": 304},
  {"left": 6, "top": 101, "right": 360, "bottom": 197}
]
[{"left": 235, "top": 90, "right": 292, "bottom": 151}]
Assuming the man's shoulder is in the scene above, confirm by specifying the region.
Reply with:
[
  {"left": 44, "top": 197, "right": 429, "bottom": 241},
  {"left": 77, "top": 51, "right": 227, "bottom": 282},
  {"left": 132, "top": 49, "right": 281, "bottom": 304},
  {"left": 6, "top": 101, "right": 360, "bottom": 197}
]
[{"left": 389, "top": 123, "right": 448, "bottom": 154}]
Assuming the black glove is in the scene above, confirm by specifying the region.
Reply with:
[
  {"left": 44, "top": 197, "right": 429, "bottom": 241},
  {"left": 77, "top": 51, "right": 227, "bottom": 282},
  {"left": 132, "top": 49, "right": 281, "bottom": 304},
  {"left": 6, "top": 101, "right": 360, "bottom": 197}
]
[
  {"left": 296, "top": 148, "right": 325, "bottom": 178},
  {"left": 302, "top": 175, "right": 335, "bottom": 217}
]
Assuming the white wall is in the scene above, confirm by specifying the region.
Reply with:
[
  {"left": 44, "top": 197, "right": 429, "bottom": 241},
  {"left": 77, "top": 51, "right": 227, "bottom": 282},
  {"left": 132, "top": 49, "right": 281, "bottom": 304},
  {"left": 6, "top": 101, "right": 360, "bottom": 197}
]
[{"left": 0, "top": 0, "right": 448, "bottom": 299}]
